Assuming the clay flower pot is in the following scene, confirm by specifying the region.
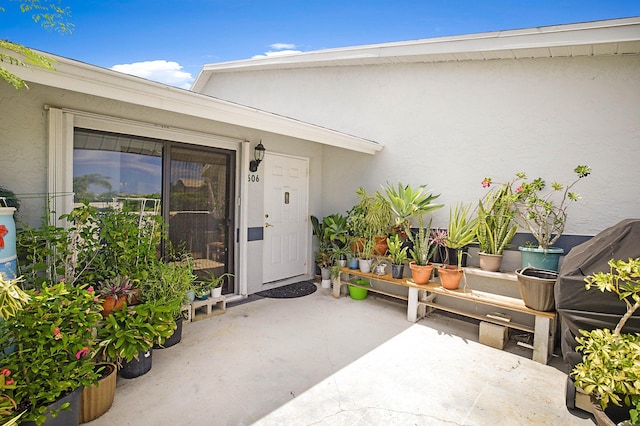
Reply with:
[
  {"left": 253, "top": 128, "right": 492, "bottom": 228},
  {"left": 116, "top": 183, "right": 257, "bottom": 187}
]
[
  {"left": 438, "top": 265, "right": 463, "bottom": 290},
  {"left": 409, "top": 262, "right": 434, "bottom": 285}
]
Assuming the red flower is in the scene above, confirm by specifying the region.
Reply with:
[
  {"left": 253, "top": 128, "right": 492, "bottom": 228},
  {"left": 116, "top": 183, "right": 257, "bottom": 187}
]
[
  {"left": 54, "top": 327, "right": 62, "bottom": 340},
  {"left": 75, "top": 348, "right": 89, "bottom": 359},
  {"left": 87, "top": 286, "right": 94, "bottom": 294},
  {"left": 481, "top": 178, "right": 492, "bottom": 188},
  {"left": 516, "top": 185, "right": 524, "bottom": 192},
  {"left": 0, "top": 224, "right": 7, "bottom": 249},
  {"left": 1, "top": 369, "right": 10, "bottom": 377},
  {"left": 5, "top": 378, "right": 14, "bottom": 385}
]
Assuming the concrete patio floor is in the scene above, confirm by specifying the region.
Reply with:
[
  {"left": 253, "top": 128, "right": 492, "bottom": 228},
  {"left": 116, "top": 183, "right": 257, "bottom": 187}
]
[{"left": 87, "top": 283, "right": 594, "bottom": 425}]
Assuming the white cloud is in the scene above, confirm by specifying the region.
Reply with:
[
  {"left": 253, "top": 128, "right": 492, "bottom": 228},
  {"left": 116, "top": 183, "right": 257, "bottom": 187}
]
[
  {"left": 252, "top": 49, "right": 302, "bottom": 59},
  {"left": 270, "top": 43, "right": 296, "bottom": 50},
  {"left": 111, "top": 60, "right": 194, "bottom": 89}
]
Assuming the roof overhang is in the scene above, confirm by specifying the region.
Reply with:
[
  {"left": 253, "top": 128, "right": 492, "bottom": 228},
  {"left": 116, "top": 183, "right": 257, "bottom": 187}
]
[
  {"left": 193, "top": 17, "right": 640, "bottom": 90},
  {"left": 4, "top": 51, "right": 382, "bottom": 155}
]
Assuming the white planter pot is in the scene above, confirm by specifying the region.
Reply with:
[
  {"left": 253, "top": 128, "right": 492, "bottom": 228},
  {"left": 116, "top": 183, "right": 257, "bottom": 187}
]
[
  {"left": 211, "top": 287, "right": 222, "bottom": 298},
  {"left": 358, "top": 258, "right": 373, "bottom": 273}
]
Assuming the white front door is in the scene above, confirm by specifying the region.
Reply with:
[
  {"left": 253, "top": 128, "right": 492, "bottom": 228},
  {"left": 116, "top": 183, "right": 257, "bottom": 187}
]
[{"left": 262, "top": 153, "right": 309, "bottom": 283}]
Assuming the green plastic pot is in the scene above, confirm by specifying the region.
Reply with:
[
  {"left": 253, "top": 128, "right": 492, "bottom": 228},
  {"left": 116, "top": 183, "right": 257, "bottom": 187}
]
[{"left": 348, "top": 279, "right": 370, "bottom": 300}]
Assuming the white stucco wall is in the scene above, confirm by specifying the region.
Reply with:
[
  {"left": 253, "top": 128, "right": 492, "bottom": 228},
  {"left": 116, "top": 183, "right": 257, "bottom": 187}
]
[{"left": 199, "top": 54, "right": 640, "bottom": 237}]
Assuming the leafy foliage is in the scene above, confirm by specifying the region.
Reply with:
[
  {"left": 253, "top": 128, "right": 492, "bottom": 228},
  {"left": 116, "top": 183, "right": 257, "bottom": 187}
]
[
  {"left": 1, "top": 282, "right": 102, "bottom": 425},
  {"left": 512, "top": 165, "right": 591, "bottom": 249},
  {"left": 0, "top": 275, "right": 29, "bottom": 320},
  {"left": 97, "top": 299, "right": 178, "bottom": 365},
  {"left": 445, "top": 203, "right": 478, "bottom": 250},
  {"left": 383, "top": 182, "right": 442, "bottom": 229},
  {"left": 571, "top": 258, "right": 640, "bottom": 419},
  {"left": 0, "top": 0, "right": 73, "bottom": 90},
  {"left": 386, "top": 233, "right": 408, "bottom": 265}
]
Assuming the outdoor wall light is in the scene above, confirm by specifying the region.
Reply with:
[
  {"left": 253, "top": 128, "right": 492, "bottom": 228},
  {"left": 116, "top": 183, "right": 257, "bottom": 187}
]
[{"left": 249, "top": 141, "right": 266, "bottom": 172}]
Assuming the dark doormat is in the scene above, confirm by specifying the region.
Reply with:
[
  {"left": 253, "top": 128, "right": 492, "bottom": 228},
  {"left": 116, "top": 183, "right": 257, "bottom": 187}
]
[{"left": 255, "top": 281, "right": 317, "bottom": 299}]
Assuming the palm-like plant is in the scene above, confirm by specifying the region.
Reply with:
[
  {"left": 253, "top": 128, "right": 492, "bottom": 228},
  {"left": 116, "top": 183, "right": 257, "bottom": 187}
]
[{"left": 384, "top": 182, "right": 442, "bottom": 231}]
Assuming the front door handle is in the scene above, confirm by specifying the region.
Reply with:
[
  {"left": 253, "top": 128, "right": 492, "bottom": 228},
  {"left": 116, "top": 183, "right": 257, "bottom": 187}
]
[{"left": 265, "top": 222, "right": 274, "bottom": 228}]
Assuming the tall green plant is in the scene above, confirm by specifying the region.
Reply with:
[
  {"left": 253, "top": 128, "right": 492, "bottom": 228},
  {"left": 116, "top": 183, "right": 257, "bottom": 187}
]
[
  {"left": 477, "top": 183, "right": 518, "bottom": 255},
  {"left": 408, "top": 217, "right": 435, "bottom": 266},
  {"left": 347, "top": 187, "right": 392, "bottom": 239},
  {"left": 445, "top": 203, "right": 478, "bottom": 250}
]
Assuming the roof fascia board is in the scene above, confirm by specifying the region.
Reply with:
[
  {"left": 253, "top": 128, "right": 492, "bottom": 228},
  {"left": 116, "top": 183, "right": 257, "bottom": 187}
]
[
  {"left": 196, "top": 17, "right": 640, "bottom": 76},
  {"left": 4, "top": 52, "right": 382, "bottom": 155}
]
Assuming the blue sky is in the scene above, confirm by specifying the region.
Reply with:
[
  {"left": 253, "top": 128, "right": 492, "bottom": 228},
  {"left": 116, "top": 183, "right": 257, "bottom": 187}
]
[{"left": 2, "top": 1, "right": 639, "bottom": 89}]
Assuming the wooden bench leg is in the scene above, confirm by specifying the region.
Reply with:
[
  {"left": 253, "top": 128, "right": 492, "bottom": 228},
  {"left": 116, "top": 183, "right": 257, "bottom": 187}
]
[
  {"left": 332, "top": 276, "right": 342, "bottom": 298},
  {"left": 407, "top": 287, "right": 419, "bottom": 322},
  {"left": 533, "top": 316, "right": 551, "bottom": 364}
]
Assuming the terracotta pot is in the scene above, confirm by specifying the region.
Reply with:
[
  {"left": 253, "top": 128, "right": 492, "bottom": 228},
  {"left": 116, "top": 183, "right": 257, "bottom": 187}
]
[
  {"left": 438, "top": 265, "right": 463, "bottom": 289},
  {"left": 374, "top": 235, "right": 389, "bottom": 256},
  {"left": 350, "top": 238, "right": 365, "bottom": 255},
  {"left": 101, "top": 295, "right": 128, "bottom": 318},
  {"left": 409, "top": 262, "right": 433, "bottom": 285}
]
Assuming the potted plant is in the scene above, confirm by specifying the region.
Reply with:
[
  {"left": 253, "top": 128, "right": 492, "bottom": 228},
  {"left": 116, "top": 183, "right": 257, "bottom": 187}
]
[
  {"left": 141, "top": 257, "right": 196, "bottom": 348},
  {"left": 346, "top": 187, "right": 393, "bottom": 256},
  {"left": 314, "top": 248, "right": 333, "bottom": 282},
  {"left": 571, "top": 258, "right": 640, "bottom": 425},
  {"left": 444, "top": 202, "right": 478, "bottom": 265},
  {"left": 206, "top": 271, "right": 233, "bottom": 298},
  {"left": 440, "top": 203, "right": 478, "bottom": 289},
  {"left": 357, "top": 237, "right": 376, "bottom": 273},
  {"left": 331, "top": 243, "right": 351, "bottom": 268},
  {"left": 94, "top": 275, "right": 137, "bottom": 318},
  {"left": 511, "top": 165, "right": 591, "bottom": 271},
  {"left": 97, "top": 298, "right": 178, "bottom": 379},
  {"left": 477, "top": 178, "right": 518, "bottom": 271},
  {"left": 387, "top": 234, "right": 408, "bottom": 279},
  {"left": 383, "top": 182, "right": 442, "bottom": 237},
  {"left": 1, "top": 281, "right": 102, "bottom": 425},
  {"left": 407, "top": 217, "right": 436, "bottom": 284}
]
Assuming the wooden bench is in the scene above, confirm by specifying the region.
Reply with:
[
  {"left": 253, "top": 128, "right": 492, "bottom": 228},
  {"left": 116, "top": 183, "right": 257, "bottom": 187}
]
[{"left": 333, "top": 266, "right": 557, "bottom": 364}]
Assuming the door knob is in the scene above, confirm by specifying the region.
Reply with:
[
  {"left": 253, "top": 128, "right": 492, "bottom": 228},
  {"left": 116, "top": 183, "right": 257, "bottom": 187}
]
[{"left": 265, "top": 222, "right": 274, "bottom": 228}]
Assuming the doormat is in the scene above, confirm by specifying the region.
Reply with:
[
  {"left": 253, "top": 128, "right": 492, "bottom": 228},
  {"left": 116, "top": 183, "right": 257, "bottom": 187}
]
[{"left": 255, "top": 281, "right": 317, "bottom": 299}]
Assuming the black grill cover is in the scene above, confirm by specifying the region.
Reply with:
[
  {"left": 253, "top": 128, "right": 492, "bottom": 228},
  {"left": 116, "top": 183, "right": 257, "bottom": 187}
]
[{"left": 555, "top": 218, "right": 640, "bottom": 368}]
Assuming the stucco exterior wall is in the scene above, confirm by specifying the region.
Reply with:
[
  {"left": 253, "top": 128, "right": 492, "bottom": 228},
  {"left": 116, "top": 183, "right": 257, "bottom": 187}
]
[{"left": 199, "top": 54, "right": 640, "bottom": 237}]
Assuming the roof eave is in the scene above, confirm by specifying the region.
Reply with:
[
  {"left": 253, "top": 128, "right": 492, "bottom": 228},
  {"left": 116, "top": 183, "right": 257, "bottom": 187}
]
[
  {"left": 193, "top": 17, "right": 640, "bottom": 81},
  {"left": 5, "top": 51, "right": 382, "bottom": 155}
]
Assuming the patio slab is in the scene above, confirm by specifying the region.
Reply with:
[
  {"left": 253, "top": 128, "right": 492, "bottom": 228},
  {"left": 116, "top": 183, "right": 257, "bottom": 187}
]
[{"left": 86, "top": 284, "right": 593, "bottom": 425}]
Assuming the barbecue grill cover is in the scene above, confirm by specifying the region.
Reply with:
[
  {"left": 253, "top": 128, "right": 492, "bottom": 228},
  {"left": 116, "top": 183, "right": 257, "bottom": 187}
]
[{"left": 555, "top": 218, "right": 640, "bottom": 367}]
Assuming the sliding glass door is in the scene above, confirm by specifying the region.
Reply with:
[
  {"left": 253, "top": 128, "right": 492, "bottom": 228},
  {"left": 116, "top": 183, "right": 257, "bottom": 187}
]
[
  {"left": 73, "top": 129, "right": 235, "bottom": 294},
  {"left": 167, "top": 146, "right": 235, "bottom": 293}
]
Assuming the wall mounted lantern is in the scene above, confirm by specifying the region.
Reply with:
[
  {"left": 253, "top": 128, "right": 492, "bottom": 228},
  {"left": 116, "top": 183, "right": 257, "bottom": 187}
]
[{"left": 249, "top": 141, "right": 266, "bottom": 172}]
